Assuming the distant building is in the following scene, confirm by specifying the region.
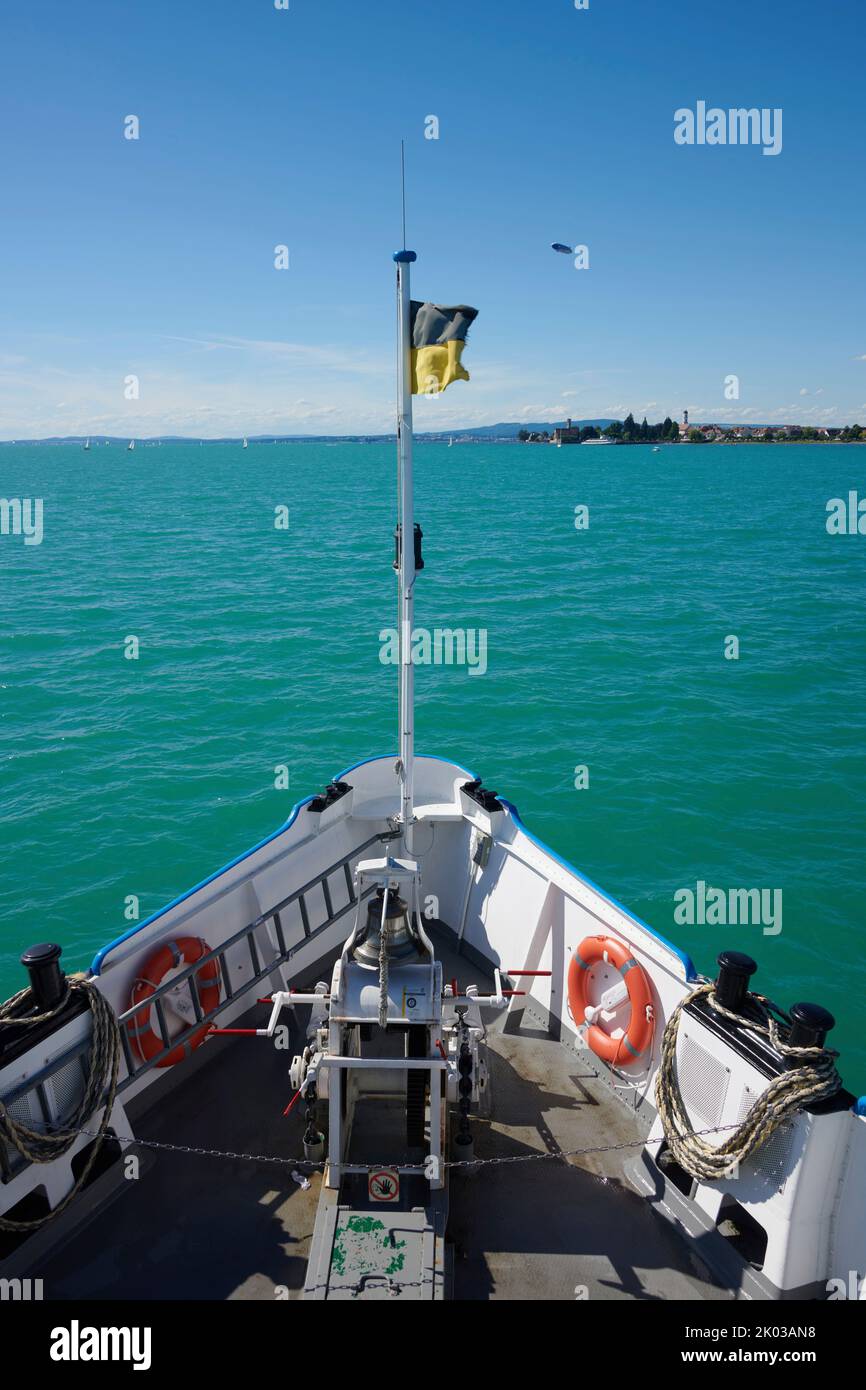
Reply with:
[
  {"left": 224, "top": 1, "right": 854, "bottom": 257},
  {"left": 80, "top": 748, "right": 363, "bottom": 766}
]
[
  {"left": 552, "top": 417, "right": 582, "bottom": 445},
  {"left": 678, "top": 408, "right": 690, "bottom": 440}
]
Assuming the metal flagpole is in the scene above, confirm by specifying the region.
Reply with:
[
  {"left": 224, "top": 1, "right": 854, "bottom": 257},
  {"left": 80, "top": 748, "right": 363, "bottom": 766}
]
[{"left": 393, "top": 242, "right": 417, "bottom": 855}]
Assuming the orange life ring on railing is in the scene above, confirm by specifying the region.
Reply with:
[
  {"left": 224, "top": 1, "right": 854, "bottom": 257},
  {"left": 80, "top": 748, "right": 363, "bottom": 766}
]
[
  {"left": 567, "top": 935, "right": 653, "bottom": 1066},
  {"left": 127, "top": 937, "right": 221, "bottom": 1068}
]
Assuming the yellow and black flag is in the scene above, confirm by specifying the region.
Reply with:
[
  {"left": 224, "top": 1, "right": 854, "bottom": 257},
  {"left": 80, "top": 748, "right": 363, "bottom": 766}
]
[{"left": 410, "top": 301, "right": 478, "bottom": 395}]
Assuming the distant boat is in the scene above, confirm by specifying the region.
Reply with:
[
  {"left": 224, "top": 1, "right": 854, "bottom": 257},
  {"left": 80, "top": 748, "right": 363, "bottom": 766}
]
[
  {"left": 243, "top": 437, "right": 248, "bottom": 449},
  {"left": 127, "top": 440, "right": 135, "bottom": 451},
  {"left": 83, "top": 438, "right": 90, "bottom": 451},
  {"left": 448, "top": 436, "right": 454, "bottom": 447},
  {"left": 652, "top": 446, "right": 660, "bottom": 453},
  {"left": 582, "top": 436, "right": 618, "bottom": 446}
]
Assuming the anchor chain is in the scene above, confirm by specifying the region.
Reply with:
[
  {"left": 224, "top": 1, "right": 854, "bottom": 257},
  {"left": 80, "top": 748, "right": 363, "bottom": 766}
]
[
  {"left": 454, "top": 1006, "right": 474, "bottom": 1157},
  {"left": 302, "top": 1082, "right": 322, "bottom": 1156}
]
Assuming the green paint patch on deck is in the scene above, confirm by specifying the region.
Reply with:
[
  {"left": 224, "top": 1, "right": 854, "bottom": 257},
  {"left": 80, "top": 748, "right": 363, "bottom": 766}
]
[
  {"left": 346, "top": 1215, "right": 386, "bottom": 1235},
  {"left": 331, "top": 1214, "right": 407, "bottom": 1284}
]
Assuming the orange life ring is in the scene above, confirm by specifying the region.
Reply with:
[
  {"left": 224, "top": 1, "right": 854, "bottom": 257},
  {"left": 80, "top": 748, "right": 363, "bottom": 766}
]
[
  {"left": 127, "top": 936, "right": 221, "bottom": 1068},
  {"left": 567, "top": 934, "right": 653, "bottom": 1066}
]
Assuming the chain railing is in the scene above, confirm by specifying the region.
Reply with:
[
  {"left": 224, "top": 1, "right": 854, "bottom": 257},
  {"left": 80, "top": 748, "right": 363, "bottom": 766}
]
[{"left": 70, "top": 1119, "right": 745, "bottom": 1173}]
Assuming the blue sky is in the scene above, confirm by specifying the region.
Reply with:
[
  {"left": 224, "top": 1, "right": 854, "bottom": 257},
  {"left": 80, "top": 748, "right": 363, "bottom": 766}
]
[{"left": 1, "top": 0, "right": 865, "bottom": 437}]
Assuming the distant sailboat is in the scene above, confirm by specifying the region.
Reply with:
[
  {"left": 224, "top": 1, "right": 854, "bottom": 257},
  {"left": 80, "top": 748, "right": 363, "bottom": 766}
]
[
  {"left": 83, "top": 438, "right": 91, "bottom": 451},
  {"left": 243, "top": 437, "right": 248, "bottom": 449},
  {"left": 448, "top": 436, "right": 454, "bottom": 447},
  {"left": 127, "top": 440, "right": 135, "bottom": 451}
]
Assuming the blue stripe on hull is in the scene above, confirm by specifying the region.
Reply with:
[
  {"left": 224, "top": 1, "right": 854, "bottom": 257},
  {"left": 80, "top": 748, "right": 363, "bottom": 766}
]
[{"left": 90, "top": 753, "right": 696, "bottom": 983}]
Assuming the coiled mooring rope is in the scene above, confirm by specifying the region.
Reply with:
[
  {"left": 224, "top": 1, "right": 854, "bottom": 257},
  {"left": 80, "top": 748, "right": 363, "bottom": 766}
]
[
  {"left": 655, "top": 979, "right": 841, "bottom": 1182},
  {"left": 0, "top": 976, "right": 120, "bottom": 1231}
]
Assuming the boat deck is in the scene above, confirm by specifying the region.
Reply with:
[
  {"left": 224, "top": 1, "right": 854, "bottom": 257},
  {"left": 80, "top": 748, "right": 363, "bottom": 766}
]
[{"left": 24, "top": 929, "right": 728, "bottom": 1302}]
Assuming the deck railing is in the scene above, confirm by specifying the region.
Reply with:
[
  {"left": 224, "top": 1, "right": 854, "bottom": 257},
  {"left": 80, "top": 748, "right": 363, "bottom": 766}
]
[{"left": 0, "top": 830, "right": 392, "bottom": 1183}]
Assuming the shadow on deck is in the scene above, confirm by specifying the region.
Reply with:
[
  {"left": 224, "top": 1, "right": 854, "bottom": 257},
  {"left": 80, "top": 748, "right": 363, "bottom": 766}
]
[{"left": 24, "top": 927, "right": 727, "bottom": 1302}]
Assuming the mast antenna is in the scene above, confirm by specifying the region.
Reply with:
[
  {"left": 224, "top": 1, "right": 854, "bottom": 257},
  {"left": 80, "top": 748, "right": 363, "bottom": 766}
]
[
  {"left": 393, "top": 148, "right": 416, "bottom": 855},
  {"left": 400, "top": 139, "right": 407, "bottom": 248}
]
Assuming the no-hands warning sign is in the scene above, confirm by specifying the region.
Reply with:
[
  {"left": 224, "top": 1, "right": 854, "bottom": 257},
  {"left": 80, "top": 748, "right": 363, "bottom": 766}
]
[{"left": 368, "top": 1167, "right": 400, "bottom": 1202}]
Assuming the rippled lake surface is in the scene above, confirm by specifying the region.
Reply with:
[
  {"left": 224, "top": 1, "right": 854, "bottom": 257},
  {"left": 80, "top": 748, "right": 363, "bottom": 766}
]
[{"left": 2, "top": 441, "right": 865, "bottom": 1087}]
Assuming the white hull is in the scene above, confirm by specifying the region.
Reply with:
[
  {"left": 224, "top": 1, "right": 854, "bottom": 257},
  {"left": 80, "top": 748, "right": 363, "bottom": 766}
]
[{"left": 2, "top": 753, "right": 863, "bottom": 1299}]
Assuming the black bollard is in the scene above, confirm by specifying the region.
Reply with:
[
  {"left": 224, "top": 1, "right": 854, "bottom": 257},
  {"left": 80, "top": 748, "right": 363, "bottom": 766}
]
[
  {"left": 714, "top": 950, "right": 757, "bottom": 1013},
  {"left": 788, "top": 1002, "right": 836, "bottom": 1051},
  {"left": 20, "top": 943, "right": 67, "bottom": 1012}
]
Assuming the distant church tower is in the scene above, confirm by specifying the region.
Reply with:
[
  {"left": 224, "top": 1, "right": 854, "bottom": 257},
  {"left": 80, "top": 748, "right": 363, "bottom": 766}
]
[{"left": 683, "top": 409, "right": 689, "bottom": 427}]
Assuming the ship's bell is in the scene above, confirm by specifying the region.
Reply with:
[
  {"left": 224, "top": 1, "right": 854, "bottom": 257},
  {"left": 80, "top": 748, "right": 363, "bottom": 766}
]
[{"left": 353, "top": 888, "right": 420, "bottom": 966}]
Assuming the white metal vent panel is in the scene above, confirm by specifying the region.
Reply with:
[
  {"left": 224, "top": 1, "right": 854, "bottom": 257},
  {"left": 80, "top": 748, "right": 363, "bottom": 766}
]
[
  {"left": 47, "top": 1057, "right": 86, "bottom": 1123},
  {"left": 677, "top": 1031, "right": 731, "bottom": 1131},
  {"left": 735, "top": 1083, "right": 795, "bottom": 1188}
]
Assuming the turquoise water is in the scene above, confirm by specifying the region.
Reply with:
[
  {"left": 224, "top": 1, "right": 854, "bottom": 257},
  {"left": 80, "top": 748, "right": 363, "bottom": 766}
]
[{"left": 2, "top": 441, "right": 865, "bottom": 1089}]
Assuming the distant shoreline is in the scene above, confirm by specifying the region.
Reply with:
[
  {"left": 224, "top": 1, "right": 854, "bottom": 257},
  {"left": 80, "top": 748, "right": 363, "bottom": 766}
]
[
  {"left": 3, "top": 435, "right": 866, "bottom": 447},
  {"left": 525, "top": 437, "right": 866, "bottom": 446},
  {"left": 0, "top": 437, "right": 522, "bottom": 447}
]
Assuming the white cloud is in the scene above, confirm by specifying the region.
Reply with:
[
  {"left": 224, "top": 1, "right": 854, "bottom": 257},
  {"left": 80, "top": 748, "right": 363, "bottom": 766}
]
[
  {"left": 0, "top": 330, "right": 863, "bottom": 437},
  {"left": 162, "top": 334, "right": 387, "bottom": 377}
]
